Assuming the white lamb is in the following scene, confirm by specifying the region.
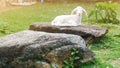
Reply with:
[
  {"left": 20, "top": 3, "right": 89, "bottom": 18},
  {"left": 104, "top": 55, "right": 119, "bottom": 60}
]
[{"left": 51, "top": 6, "right": 88, "bottom": 26}]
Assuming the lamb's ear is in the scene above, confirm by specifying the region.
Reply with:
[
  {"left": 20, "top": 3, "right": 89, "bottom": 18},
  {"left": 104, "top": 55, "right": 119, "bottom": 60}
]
[
  {"left": 71, "top": 8, "right": 77, "bottom": 15},
  {"left": 82, "top": 8, "right": 88, "bottom": 17}
]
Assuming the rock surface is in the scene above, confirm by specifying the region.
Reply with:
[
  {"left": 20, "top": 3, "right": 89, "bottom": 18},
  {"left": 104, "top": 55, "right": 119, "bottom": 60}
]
[
  {"left": 0, "top": 30, "right": 94, "bottom": 68},
  {"left": 29, "top": 23, "right": 108, "bottom": 44}
]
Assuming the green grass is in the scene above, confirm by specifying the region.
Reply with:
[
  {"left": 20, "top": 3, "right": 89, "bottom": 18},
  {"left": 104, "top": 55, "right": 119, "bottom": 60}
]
[{"left": 0, "top": 2, "right": 120, "bottom": 68}]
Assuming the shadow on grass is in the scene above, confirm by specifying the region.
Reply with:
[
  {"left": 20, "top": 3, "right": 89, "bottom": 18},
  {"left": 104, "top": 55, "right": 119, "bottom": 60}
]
[
  {"left": 89, "top": 35, "right": 120, "bottom": 50},
  {"left": 80, "top": 34, "right": 120, "bottom": 68},
  {"left": 79, "top": 59, "right": 113, "bottom": 68}
]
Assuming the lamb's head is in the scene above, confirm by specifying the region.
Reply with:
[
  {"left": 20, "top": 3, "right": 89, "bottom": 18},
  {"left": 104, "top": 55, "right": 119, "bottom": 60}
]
[{"left": 71, "top": 6, "right": 88, "bottom": 17}]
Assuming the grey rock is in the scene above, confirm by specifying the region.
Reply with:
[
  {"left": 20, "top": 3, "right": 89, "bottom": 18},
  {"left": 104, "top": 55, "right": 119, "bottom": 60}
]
[
  {"left": 29, "top": 23, "right": 108, "bottom": 44},
  {"left": 0, "top": 30, "right": 94, "bottom": 68}
]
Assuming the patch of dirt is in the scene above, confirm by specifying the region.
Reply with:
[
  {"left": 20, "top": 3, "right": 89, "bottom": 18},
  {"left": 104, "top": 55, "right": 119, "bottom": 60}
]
[
  {"left": 110, "top": 58, "right": 120, "bottom": 68},
  {"left": 0, "top": 2, "right": 41, "bottom": 13},
  {"left": 0, "top": 5, "right": 21, "bottom": 12}
]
